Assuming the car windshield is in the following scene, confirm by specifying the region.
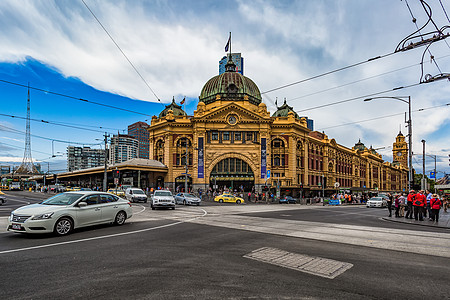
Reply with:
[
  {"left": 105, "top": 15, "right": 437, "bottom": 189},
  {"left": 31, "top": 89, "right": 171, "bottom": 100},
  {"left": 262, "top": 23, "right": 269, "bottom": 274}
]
[
  {"left": 371, "top": 197, "right": 383, "bottom": 201},
  {"left": 185, "top": 194, "right": 196, "bottom": 198},
  {"left": 133, "top": 190, "right": 145, "bottom": 194},
  {"left": 42, "top": 193, "right": 83, "bottom": 205},
  {"left": 155, "top": 191, "right": 172, "bottom": 196}
]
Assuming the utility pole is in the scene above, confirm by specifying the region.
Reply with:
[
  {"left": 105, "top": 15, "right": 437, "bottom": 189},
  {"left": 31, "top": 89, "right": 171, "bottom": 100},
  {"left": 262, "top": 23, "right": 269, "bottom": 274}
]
[
  {"left": 421, "top": 139, "right": 426, "bottom": 190},
  {"left": 103, "top": 132, "right": 108, "bottom": 192}
]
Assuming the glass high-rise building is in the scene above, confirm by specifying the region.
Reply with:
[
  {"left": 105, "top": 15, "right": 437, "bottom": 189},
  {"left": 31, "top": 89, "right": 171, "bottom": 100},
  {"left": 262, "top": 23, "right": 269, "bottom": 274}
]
[
  {"left": 219, "top": 53, "right": 243, "bottom": 75},
  {"left": 128, "top": 121, "right": 150, "bottom": 159},
  {"left": 109, "top": 134, "right": 139, "bottom": 164}
]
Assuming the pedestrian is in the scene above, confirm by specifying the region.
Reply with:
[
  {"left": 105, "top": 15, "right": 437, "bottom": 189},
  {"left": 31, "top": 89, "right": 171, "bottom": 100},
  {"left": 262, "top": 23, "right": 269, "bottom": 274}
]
[
  {"left": 394, "top": 194, "right": 400, "bottom": 217},
  {"left": 425, "top": 190, "right": 432, "bottom": 219},
  {"left": 413, "top": 190, "right": 426, "bottom": 221},
  {"left": 387, "top": 193, "right": 393, "bottom": 217},
  {"left": 430, "top": 194, "right": 442, "bottom": 222},
  {"left": 405, "top": 190, "right": 415, "bottom": 219},
  {"left": 399, "top": 193, "right": 406, "bottom": 217}
]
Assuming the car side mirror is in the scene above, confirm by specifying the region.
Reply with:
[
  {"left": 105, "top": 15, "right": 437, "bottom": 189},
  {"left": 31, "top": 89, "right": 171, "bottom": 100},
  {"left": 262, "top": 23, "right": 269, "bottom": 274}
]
[{"left": 78, "top": 202, "right": 87, "bottom": 207}]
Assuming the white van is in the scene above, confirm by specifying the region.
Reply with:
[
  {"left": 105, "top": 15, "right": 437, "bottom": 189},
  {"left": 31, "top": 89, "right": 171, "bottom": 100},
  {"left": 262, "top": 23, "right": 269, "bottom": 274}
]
[{"left": 125, "top": 188, "right": 148, "bottom": 203}]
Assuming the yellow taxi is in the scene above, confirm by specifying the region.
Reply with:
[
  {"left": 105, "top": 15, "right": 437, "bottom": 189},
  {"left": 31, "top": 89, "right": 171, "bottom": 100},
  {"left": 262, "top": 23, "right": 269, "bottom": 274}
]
[
  {"left": 214, "top": 193, "right": 244, "bottom": 204},
  {"left": 107, "top": 189, "right": 125, "bottom": 197},
  {"left": 66, "top": 187, "right": 81, "bottom": 192}
]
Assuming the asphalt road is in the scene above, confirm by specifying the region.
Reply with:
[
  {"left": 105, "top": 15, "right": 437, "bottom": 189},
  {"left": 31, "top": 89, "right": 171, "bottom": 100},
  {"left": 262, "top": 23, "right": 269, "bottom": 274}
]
[{"left": 1, "top": 192, "right": 449, "bottom": 299}]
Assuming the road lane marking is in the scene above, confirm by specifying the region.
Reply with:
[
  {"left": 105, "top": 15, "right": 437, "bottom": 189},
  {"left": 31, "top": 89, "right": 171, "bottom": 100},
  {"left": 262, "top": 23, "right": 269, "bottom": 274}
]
[
  {"left": 0, "top": 208, "right": 207, "bottom": 255},
  {"left": 244, "top": 247, "right": 353, "bottom": 279},
  {"left": 133, "top": 204, "right": 146, "bottom": 214}
]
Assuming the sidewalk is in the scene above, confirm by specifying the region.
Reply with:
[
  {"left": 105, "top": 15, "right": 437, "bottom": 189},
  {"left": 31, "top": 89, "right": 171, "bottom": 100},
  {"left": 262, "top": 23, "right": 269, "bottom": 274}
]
[{"left": 382, "top": 210, "right": 450, "bottom": 229}]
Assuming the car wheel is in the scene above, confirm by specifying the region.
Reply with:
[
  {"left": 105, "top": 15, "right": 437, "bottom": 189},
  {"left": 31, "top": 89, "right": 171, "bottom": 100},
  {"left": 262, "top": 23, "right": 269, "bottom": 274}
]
[
  {"left": 114, "top": 211, "right": 126, "bottom": 225},
  {"left": 54, "top": 217, "right": 73, "bottom": 236},
  {"left": 152, "top": 206, "right": 155, "bottom": 210},
  {"left": 144, "top": 200, "right": 147, "bottom": 203},
  {"left": 236, "top": 200, "right": 241, "bottom": 204},
  {"left": 219, "top": 199, "right": 223, "bottom": 203},
  {"left": 172, "top": 206, "right": 175, "bottom": 210},
  {"left": 197, "top": 203, "right": 200, "bottom": 206},
  {"left": 183, "top": 200, "right": 187, "bottom": 205}
]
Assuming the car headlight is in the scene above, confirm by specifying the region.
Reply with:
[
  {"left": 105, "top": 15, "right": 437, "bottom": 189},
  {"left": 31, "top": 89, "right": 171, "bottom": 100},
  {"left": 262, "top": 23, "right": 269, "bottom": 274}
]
[{"left": 32, "top": 212, "right": 54, "bottom": 220}]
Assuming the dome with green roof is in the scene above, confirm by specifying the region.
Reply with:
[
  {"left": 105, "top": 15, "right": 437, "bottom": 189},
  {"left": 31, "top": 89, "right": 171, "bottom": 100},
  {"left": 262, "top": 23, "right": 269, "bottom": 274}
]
[
  {"left": 199, "top": 57, "right": 262, "bottom": 105},
  {"left": 271, "top": 98, "right": 300, "bottom": 119},
  {"left": 159, "top": 97, "right": 187, "bottom": 118}
]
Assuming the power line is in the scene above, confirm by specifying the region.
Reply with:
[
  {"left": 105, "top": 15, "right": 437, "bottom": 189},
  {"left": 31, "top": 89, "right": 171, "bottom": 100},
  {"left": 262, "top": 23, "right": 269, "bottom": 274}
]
[
  {"left": 81, "top": 0, "right": 162, "bottom": 105},
  {"left": 0, "top": 78, "right": 154, "bottom": 117},
  {"left": 0, "top": 141, "right": 51, "bottom": 156}
]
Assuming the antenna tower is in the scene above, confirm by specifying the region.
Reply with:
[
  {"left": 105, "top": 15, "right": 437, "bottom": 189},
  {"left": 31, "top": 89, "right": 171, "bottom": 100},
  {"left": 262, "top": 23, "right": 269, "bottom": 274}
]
[{"left": 15, "top": 85, "right": 38, "bottom": 174}]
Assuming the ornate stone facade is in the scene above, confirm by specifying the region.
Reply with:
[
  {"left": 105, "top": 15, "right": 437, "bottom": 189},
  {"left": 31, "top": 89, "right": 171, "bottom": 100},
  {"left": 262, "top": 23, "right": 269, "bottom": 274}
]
[{"left": 148, "top": 56, "right": 408, "bottom": 195}]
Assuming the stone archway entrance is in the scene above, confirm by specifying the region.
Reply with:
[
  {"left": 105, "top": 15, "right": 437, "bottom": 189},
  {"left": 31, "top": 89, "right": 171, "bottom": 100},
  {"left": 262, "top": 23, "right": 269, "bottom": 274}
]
[{"left": 209, "top": 157, "right": 255, "bottom": 193}]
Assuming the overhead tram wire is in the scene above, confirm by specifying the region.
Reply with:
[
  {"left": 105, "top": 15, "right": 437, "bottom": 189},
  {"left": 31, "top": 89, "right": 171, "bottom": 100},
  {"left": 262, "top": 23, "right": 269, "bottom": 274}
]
[
  {"left": 81, "top": 0, "right": 164, "bottom": 106},
  {"left": 0, "top": 79, "right": 153, "bottom": 117},
  {"left": 317, "top": 102, "right": 449, "bottom": 131},
  {"left": 287, "top": 54, "right": 450, "bottom": 103},
  {"left": 0, "top": 124, "right": 102, "bottom": 146},
  {"left": 0, "top": 113, "right": 117, "bottom": 133},
  {"left": 439, "top": 0, "right": 450, "bottom": 23},
  {"left": 260, "top": 52, "right": 395, "bottom": 95},
  {"left": 295, "top": 82, "right": 422, "bottom": 113},
  {"left": 0, "top": 141, "right": 52, "bottom": 156}
]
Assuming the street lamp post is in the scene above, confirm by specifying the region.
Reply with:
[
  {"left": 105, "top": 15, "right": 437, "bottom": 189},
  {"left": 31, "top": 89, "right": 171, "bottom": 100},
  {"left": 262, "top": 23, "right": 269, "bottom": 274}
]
[{"left": 364, "top": 96, "right": 413, "bottom": 192}]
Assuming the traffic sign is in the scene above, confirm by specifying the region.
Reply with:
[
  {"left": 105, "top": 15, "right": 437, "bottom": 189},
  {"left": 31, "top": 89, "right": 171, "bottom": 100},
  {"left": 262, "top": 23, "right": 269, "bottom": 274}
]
[
  {"left": 267, "top": 170, "right": 271, "bottom": 179},
  {"left": 430, "top": 171, "right": 435, "bottom": 179}
]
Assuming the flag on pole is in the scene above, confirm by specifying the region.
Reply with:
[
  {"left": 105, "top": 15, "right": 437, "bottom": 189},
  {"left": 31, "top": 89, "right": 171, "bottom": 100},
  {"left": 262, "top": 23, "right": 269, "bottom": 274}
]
[
  {"left": 180, "top": 97, "right": 185, "bottom": 105},
  {"left": 225, "top": 34, "right": 231, "bottom": 52}
]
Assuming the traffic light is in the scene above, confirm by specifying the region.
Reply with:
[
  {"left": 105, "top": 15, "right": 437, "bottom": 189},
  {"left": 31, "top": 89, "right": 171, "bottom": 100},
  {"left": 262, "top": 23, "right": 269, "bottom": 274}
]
[
  {"left": 113, "top": 169, "right": 120, "bottom": 178},
  {"left": 262, "top": 185, "right": 268, "bottom": 192}
]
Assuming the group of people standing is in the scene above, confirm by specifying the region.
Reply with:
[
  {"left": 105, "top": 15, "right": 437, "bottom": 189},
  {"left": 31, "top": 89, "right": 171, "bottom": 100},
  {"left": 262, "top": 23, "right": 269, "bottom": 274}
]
[{"left": 386, "top": 190, "right": 444, "bottom": 222}]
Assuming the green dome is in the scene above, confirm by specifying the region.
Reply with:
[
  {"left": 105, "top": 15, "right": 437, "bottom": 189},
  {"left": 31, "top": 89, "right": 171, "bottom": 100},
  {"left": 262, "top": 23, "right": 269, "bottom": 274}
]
[
  {"left": 159, "top": 97, "right": 187, "bottom": 118},
  {"left": 272, "top": 99, "right": 300, "bottom": 119},
  {"left": 199, "top": 57, "right": 262, "bottom": 105}
]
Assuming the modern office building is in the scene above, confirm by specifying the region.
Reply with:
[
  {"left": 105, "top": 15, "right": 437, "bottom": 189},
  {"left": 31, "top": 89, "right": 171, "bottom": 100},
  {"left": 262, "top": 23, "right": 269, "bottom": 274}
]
[
  {"left": 109, "top": 134, "right": 139, "bottom": 164},
  {"left": 128, "top": 121, "right": 150, "bottom": 159},
  {"left": 67, "top": 146, "right": 105, "bottom": 171},
  {"left": 147, "top": 54, "right": 408, "bottom": 195},
  {"left": 219, "top": 53, "right": 243, "bottom": 75}
]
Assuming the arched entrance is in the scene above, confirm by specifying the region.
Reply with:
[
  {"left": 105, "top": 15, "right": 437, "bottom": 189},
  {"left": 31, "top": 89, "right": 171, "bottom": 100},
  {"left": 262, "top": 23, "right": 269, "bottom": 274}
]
[
  {"left": 210, "top": 157, "right": 254, "bottom": 193},
  {"left": 175, "top": 175, "right": 192, "bottom": 192}
]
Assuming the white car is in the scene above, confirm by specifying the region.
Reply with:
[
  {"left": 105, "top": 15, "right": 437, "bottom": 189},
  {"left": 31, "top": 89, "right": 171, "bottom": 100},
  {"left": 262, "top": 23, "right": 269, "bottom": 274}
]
[
  {"left": 125, "top": 188, "right": 148, "bottom": 203},
  {"left": 151, "top": 190, "right": 175, "bottom": 210},
  {"left": 366, "top": 197, "right": 387, "bottom": 208},
  {"left": 174, "top": 193, "right": 201, "bottom": 206},
  {"left": 7, "top": 191, "right": 133, "bottom": 236}
]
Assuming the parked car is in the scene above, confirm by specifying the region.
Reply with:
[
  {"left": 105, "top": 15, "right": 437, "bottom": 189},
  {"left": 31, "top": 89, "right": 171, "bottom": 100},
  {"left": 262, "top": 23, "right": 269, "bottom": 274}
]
[
  {"left": 366, "top": 197, "right": 387, "bottom": 208},
  {"left": 7, "top": 191, "right": 133, "bottom": 236},
  {"left": 279, "top": 196, "right": 297, "bottom": 204},
  {"left": 214, "top": 193, "right": 244, "bottom": 204},
  {"left": 174, "top": 193, "right": 201, "bottom": 206},
  {"left": 0, "top": 190, "right": 6, "bottom": 205},
  {"left": 151, "top": 190, "right": 175, "bottom": 210},
  {"left": 125, "top": 188, "right": 148, "bottom": 203}
]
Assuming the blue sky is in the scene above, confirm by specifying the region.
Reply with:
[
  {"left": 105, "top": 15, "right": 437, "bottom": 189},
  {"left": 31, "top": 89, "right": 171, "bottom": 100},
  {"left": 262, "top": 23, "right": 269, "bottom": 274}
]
[{"left": 0, "top": 0, "right": 449, "bottom": 177}]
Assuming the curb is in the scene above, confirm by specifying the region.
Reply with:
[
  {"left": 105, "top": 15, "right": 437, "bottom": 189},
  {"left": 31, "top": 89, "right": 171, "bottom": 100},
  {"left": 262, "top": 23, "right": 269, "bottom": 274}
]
[{"left": 381, "top": 216, "right": 449, "bottom": 229}]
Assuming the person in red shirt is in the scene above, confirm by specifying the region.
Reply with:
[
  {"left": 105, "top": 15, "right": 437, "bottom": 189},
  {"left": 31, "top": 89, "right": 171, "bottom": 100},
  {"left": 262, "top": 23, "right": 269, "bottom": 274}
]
[
  {"left": 413, "top": 190, "right": 426, "bottom": 221},
  {"left": 405, "top": 190, "right": 415, "bottom": 219},
  {"left": 430, "top": 194, "right": 442, "bottom": 222}
]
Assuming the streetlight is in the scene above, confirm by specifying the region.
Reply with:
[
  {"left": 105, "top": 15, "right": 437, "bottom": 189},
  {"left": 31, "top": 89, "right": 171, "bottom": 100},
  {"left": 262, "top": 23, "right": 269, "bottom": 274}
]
[{"left": 364, "top": 96, "right": 413, "bottom": 192}]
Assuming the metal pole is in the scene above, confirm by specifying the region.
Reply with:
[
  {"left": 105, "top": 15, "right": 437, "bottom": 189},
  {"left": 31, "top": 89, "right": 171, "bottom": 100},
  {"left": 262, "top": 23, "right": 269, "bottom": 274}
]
[
  {"left": 421, "top": 139, "right": 426, "bottom": 190},
  {"left": 103, "top": 132, "right": 108, "bottom": 192},
  {"left": 434, "top": 155, "right": 437, "bottom": 193},
  {"left": 322, "top": 174, "right": 325, "bottom": 205},
  {"left": 185, "top": 137, "right": 188, "bottom": 193},
  {"left": 408, "top": 96, "right": 413, "bottom": 192}
]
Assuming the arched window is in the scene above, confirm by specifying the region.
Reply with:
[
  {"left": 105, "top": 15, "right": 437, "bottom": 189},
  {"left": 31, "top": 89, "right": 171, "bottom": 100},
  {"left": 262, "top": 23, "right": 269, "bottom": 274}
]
[
  {"left": 271, "top": 138, "right": 286, "bottom": 167},
  {"left": 154, "top": 140, "right": 164, "bottom": 164},
  {"left": 176, "top": 137, "right": 192, "bottom": 166},
  {"left": 296, "top": 141, "right": 304, "bottom": 168}
]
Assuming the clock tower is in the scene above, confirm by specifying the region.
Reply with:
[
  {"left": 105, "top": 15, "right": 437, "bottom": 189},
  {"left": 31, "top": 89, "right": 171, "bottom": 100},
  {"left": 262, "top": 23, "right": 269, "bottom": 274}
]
[{"left": 392, "top": 131, "right": 408, "bottom": 168}]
